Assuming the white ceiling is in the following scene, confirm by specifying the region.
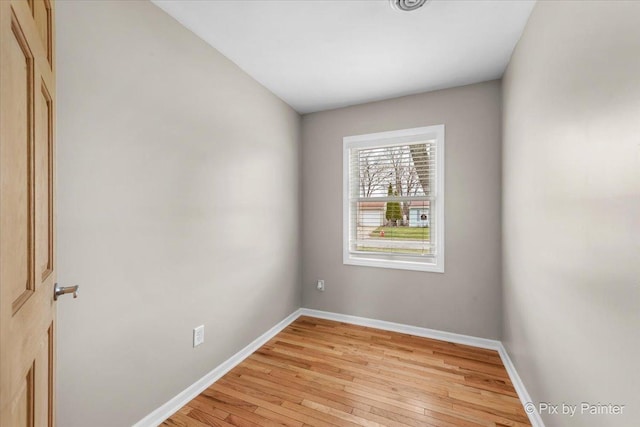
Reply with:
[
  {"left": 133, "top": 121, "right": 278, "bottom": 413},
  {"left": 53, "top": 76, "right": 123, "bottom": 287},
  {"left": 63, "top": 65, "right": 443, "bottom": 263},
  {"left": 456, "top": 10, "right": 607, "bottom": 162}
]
[{"left": 152, "top": 0, "right": 536, "bottom": 114}]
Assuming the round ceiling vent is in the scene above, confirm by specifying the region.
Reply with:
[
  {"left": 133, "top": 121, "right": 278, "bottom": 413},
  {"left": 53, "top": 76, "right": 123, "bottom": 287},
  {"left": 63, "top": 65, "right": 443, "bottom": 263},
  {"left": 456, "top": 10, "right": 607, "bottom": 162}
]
[{"left": 390, "top": 0, "right": 429, "bottom": 12}]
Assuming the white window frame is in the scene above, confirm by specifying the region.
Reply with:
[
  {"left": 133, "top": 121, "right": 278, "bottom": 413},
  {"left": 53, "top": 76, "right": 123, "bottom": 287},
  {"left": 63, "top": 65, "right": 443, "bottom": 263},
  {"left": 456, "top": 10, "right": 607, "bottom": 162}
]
[{"left": 343, "top": 125, "right": 445, "bottom": 273}]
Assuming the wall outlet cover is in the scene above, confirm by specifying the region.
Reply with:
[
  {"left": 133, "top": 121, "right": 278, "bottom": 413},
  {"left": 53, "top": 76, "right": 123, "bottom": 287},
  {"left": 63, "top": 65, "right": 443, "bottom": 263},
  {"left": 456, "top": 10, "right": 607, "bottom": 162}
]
[{"left": 193, "top": 325, "right": 205, "bottom": 347}]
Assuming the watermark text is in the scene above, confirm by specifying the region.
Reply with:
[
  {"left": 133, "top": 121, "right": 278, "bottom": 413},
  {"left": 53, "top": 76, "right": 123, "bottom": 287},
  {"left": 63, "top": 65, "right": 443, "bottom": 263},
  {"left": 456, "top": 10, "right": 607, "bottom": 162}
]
[{"left": 524, "top": 402, "right": 625, "bottom": 417}]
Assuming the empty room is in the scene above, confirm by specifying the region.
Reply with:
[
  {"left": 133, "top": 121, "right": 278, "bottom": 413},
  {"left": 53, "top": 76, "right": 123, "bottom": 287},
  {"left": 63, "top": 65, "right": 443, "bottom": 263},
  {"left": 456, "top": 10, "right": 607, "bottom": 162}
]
[{"left": 0, "top": 0, "right": 638, "bottom": 426}]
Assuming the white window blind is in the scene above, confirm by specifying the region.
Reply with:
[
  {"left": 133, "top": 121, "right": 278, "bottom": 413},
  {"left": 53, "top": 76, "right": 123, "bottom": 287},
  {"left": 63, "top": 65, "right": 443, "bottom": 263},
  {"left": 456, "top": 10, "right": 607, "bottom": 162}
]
[{"left": 343, "top": 125, "right": 444, "bottom": 272}]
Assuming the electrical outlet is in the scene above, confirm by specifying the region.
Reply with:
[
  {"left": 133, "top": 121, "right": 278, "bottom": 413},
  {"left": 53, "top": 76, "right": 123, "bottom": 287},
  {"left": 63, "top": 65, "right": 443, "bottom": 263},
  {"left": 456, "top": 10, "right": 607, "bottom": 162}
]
[
  {"left": 193, "top": 325, "right": 204, "bottom": 347},
  {"left": 316, "top": 280, "right": 325, "bottom": 292}
]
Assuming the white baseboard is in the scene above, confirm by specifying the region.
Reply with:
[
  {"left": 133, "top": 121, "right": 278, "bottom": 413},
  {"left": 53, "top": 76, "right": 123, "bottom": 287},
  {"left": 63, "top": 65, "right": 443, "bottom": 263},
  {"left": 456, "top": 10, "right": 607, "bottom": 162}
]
[
  {"left": 496, "top": 342, "right": 546, "bottom": 427},
  {"left": 299, "top": 308, "right": 502, "bottom": 351},
  {"left": 133, "top": 307, "right": 544, "bottom": 427},
  {"left": 132, "top": 308, "right": 303, "bottom": 427}
]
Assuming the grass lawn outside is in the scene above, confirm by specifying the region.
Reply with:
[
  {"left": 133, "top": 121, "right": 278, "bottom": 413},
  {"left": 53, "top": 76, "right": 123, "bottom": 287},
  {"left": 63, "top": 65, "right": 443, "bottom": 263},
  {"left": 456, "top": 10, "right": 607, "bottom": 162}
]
[{"left": 369, "top": 226, "right": 430, "bottom": 240}]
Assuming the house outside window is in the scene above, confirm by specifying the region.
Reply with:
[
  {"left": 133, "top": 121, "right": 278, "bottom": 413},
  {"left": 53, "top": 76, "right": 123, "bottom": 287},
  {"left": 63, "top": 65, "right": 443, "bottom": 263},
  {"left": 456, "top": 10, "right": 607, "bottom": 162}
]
[{"left": 343, "top": 125, "right": 445, "bottom": 272}]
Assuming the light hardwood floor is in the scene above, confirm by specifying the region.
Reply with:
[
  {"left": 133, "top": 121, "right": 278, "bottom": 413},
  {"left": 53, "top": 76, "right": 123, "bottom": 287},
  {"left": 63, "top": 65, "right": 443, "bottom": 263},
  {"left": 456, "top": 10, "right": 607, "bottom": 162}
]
[{"left": 162, "top": 316, "right": 530, "bottom": 427}]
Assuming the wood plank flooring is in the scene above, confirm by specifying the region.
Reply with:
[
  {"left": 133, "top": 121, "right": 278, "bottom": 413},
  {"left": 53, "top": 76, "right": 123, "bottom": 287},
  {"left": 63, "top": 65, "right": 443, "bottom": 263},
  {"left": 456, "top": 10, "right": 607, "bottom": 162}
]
[{"left": 162, "top": 316, "right": 531, "bottom": 427}]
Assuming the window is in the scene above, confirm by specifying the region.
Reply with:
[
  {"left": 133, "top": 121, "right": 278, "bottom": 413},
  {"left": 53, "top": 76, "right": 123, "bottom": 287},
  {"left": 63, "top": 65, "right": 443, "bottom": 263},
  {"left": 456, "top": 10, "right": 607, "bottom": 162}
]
[{"left": 343, "top": 125, "right": 444, "bottom": 272}]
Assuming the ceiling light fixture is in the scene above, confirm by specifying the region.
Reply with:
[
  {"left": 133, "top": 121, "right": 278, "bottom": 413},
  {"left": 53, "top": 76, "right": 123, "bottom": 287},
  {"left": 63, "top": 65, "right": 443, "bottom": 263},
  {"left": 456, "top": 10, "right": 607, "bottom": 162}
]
[{"left": 390, "top": 0, "right": 429, "bottom": 12}]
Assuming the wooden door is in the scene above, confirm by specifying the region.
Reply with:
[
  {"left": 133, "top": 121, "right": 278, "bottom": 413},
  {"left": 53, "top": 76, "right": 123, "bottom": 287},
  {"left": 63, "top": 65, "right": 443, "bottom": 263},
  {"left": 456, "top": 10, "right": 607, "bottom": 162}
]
[{"left": 0, "top": 0, "right": 56, "bottom": 426}]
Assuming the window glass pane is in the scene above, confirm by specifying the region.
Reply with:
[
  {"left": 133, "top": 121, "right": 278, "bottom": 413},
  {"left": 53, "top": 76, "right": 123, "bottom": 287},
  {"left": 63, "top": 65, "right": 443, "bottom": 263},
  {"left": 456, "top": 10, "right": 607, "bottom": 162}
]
[
  {"left": 353, "top": 200, "right": 434, "bottom": 256},
  {"left": 350, "top": 141, "right": 436, "bottom": 257},
  {"left": 352, "top": 142, "right": 435, "bottom": 199}
]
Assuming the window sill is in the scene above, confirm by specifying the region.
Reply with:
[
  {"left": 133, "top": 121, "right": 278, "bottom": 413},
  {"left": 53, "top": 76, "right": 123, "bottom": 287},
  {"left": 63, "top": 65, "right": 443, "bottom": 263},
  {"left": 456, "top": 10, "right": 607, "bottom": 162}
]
[{"left": 344, "top": 254, "right": 444, "bottom": 273}]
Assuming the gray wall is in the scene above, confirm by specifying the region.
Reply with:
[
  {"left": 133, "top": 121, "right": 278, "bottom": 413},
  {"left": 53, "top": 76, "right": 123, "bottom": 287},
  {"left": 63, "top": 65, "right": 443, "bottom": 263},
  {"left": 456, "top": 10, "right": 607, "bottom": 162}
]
[
  {"left": 301, "top": 81, "right": 502, "bottom": 339},
  {"left": 502, "top": 1, "right": 640, "bottom": 426},
  {"left": 56, "top": 1, "right": 301, "bottom": 426}
]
